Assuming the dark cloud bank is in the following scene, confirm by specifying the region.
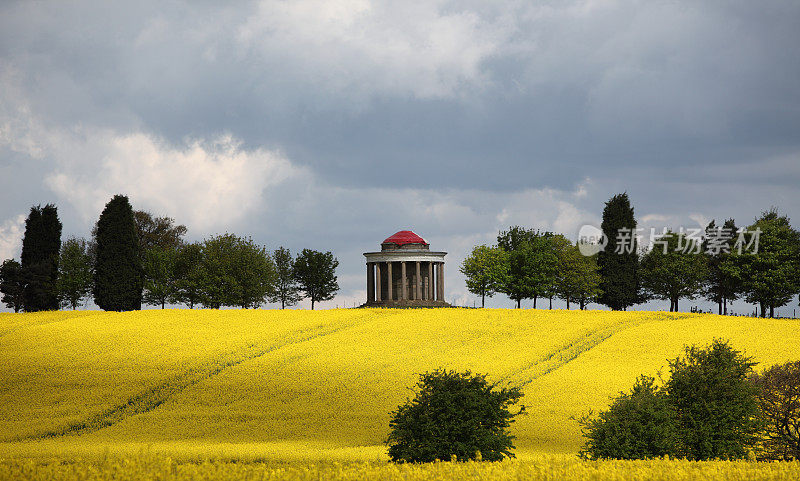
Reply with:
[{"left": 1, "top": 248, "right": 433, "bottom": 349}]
[{"left": 1, "top": 0, "right": 798, "bottom": 312}]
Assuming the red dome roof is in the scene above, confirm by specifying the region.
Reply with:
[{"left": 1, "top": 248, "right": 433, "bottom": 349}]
[{"left": 382, "top": 230, "right": 428, "bottom": 246}]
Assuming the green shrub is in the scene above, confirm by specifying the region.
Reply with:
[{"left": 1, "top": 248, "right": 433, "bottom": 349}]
[
  {"left": 579, "top": 375, "right": 678, "bottom": 460},
  {"left": 752, "top": 361, "right": 800, "bottom": 460},
  {"left": 386, "top": 369, "right": 524, "bottom": 463},
  {"left": 666, "top": 339, "right": 762, "bottom": 460},
  {"left": 580, "top": 340, "right": 762, "bottom": 460}
]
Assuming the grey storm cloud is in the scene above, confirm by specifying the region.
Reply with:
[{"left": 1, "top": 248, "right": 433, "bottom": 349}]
[{"left": 1, "top": 0, "right": 799, "bottom": 311}]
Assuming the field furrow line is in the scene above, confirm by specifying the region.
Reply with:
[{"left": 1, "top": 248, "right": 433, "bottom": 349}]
[
  {"left": 14, "top": 312, "right": 379, "bottom": 441},
  {"left": 502, "top": 314, "right": 692, "bottom": 388}
]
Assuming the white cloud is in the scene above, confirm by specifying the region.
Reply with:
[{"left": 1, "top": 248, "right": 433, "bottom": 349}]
[
  {"left": 688, "top": 213, "right": 709, "bottom": 228},
  {"left": 237, "top": 0, "right": 512, "bottom": 99},
  {"left": 0, "top": 66, "right": 46, "bottom": 159},
  {"left": 43, "top": 131, "right": 305, "bottom": 232},
  {"left": 0, "top": 214, "right": 25, "bottom": 261},
  {"left": 640, "top": 214, "right": 667, "bottom": 224},
  {"left": 258, "top": 177, "right": 598, "bottom": 308}
]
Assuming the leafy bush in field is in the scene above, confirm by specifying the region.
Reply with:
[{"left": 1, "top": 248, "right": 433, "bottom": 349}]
[
  {"left": 579, "top": 376, "right": 678, "bottom": 460},
  {"left": 752, "top": 361, "right": 800, "bottom": 460},
  {"left": 581, "top": 340, "right": 761, "bottom": 460},
  {"left": 666, "top": 339, "right": 762, "bottom": 460},
  {"left": 386, "top": 370, "right": 524, "bottom": 463}
]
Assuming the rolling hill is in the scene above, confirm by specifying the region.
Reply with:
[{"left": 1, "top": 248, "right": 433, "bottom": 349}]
[{"left": 1, "top": 308, "right": 798, "bottom": 461}]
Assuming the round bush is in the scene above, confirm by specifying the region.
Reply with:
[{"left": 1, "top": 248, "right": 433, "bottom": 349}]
[
  {"left": 579, "top": 375, "right": 678, "bottom": 460},
  {"left": 385, "top": 369, "right": 524, "bottom": 463}
]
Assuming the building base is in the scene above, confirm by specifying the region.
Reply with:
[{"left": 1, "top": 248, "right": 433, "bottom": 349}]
[{"left": 361, "top": 299, "right": 451, "bottom": 308}]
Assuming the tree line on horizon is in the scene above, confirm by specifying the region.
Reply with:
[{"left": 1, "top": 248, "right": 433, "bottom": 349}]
[
  {"left": 461, "top": 193, "right": 800, "bottom": 317},
  {"left": 0, "top": 195, "right": 340, "bottom": 312}
]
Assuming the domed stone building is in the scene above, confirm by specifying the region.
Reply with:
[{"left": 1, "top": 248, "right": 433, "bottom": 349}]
[{"left": 363, "top": 230, "right": 449, "bottom": 307}]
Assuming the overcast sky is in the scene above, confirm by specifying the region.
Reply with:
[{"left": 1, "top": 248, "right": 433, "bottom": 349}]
[{"left": 1, "top": 0, "right": 799, "bottom": 313}]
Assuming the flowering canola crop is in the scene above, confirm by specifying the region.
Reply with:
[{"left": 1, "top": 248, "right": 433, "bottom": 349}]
[{"left": 1, "top": 308, "right": 798, "bottom": 479}]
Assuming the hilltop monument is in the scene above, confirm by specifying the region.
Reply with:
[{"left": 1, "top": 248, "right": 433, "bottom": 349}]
[{"left": 363, "top": 230, "right": 449, "bottom": 307}]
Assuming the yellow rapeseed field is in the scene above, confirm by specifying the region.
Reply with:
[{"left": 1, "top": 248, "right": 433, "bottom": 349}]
[{"left": 1, "top": 308, "right": 799, "bottom": 480}]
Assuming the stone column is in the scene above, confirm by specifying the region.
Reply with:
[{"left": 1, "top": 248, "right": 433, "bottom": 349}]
[
  {"left": 415, "top": 261, "right": 421, "bottom": 300},
  {"left": 375, "top": 262, "right": 382, "bottom": 302},
  {"left": 387, "top": 261, "right": 393, "bottom": 301},
  {"left": 401, "top": 261, "right": 407, "bottom": 301},
  {"left": 428, "top": 261, "right": 434, "bottom": 301},
  {"left": 438, "top": 262, "right": 444, "bottom": 303},
  {"left": 367, "top": 263, "right": 375, "bottom": 303}
]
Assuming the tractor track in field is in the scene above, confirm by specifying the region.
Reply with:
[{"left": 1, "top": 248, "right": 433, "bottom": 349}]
[
  {"left": 498, "top": 313, "right": 693, "bottom": 388},
  {"left": 0, "top": 313, "right": 92, "bottom": 340},
  {"left": 13, "top": 312, "right": 380, "bottom": 442}
]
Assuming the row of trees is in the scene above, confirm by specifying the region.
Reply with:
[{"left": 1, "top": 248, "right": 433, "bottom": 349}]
[
  {"left": 461, "top": 193, "right": 800, "bottom": 316},
  {"left": 1, "top": 195, "right": 339, "bottom": 312},
  {"left": 140, "top": 238, "right": 338, "bottom": 310},
  {"left": 613, "top": 194, "right": 800, "bottom": 316},
  {"left": 460, "top": 228, "right": 601, "bottom": 309}
]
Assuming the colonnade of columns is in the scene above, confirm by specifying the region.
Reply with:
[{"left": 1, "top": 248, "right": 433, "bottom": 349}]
[{"left": 366, "top": 260, "right": 445, "bottom": 303}]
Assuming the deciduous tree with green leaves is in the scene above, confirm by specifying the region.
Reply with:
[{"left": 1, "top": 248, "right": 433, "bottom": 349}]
[
  {"left": 752, "top": 361, "right": 800, "bottom": 460},
  {"left": 640, "top": 230, "right": 708, "bottom": 312},
  {"left": 293, "top": 249, "right": 339, "bottom": 310},
  {"left": 737, "top": 210, "right": 800, "bottom": 318},
  {"left": 0, "top": 259, "right": 25, "bottom": 313},
  {"left": 232, "top": 237, "right": 276, "bottom": 309},
  {"left": 579, "top": 375, "right": 678, "bottom": 460},
  {"left": 269, "top": 246, "right": 301, "bottom": 309},
  {"left": 199, "top": 234, "right": 276, "bottom": 309},
  {"left": 142, "top": 246, "right": 178, "bottom": 309},
  {"left": 497, "top": 227, "right": 557, "bottom": 308},
  {"left": 666, "top": 339, "right": 762, "bottom": 460},
  {"left": 173, "top": 242, "right": 204, "bottom": 309},
  {"left": 133, "top": 210, "right": 187, "bottom": 252},
  {"left": 460, "top": 245, "right": 508, "bottom": 308},
  {"left": 56, "top": 237, "right": 93, "bottom": 310},
  {"left": 386, "top": 369, "right": 524, "bottom": 462},
  {"left": 703, "top": 219, "right": 741, "bottom": 315},
  {"left": 552, "top": 237, "right": 602, "bottom": 310}
]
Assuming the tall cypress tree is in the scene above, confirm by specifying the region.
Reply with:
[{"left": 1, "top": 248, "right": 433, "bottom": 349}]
[
  {"left": 93, "top": 195, "right": 143, "bottom": 311},
  {"left": 597, "top": 193, "right": 640, "bottom": 310},
  {"left": 20, "top": 204, "right": 62, "bottom": 311}
]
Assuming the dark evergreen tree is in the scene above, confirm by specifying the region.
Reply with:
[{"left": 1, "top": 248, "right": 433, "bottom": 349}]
[
  {"left": 0, "top": 259, "right": 25, "bottom": 312},
  {"left": 293, "top": 249, "right": 339, "bottom": 310},
  {"left": 268, "top": 246, "right": 301, "bottom": 309},
  {"left": 56, "top": 237, "right": 93, "bottom": 310},
  {"left": 93, "top": 195, "right": 144, "bottom": 311},
  {"left": 597, "top": 193, "right": 640, "bottom": 310},
  {"left": 20, "top": 204, "right": 62, "bottom": 311}
]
